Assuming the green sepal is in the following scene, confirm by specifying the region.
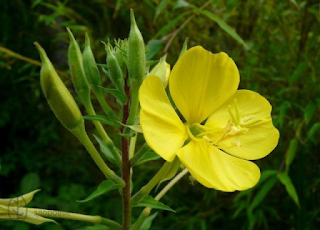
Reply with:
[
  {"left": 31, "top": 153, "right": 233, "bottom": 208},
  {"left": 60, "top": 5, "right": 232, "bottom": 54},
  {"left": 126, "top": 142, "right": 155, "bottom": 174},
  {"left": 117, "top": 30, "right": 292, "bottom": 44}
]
[
  {"left": 77, "top": 180, "right": 123, "bottom": 203},
  {"left": 133, "top": 195, "right": 175, "bottom": 212},
  {"left": 178, "top": 37, "right": 189, "bottom": 58}
]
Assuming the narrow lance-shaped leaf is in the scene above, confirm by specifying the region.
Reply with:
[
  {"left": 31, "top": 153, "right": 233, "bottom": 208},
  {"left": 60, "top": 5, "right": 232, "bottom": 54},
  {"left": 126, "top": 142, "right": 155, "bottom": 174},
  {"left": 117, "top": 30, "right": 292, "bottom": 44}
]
[
  {"left": 285, "top": 138, "right": 298, "bottom": 173},
  {"left": 77, "top": 180, "right": 123, "bottom": 203},
  {"left": 133, "top": 195, "right": 175, "bottom": 212},
  {"left": 277, "top": 172, "right": 300, "bottom": 207},
  {"left": 196, "top": 9, "right": 249, "bottom": 49},
  {"left": 248, "top": 176, "right": 278, "bottom": 213},
  {"left": 67, "top": 28, "right": 91, "bottom": 106}
]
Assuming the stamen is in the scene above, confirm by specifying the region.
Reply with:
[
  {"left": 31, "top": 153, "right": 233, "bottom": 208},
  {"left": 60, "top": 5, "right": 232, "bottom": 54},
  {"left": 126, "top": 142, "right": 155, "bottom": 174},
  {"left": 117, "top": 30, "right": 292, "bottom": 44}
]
[
  {"left": 228, "top": 105, "right": 238, "bottom": 124},
  {"left": 186, "top": 124, "right": 202, "bottom": 142},
  {"left": 233, "top": 99, "right": 240, "bottom": 124}
]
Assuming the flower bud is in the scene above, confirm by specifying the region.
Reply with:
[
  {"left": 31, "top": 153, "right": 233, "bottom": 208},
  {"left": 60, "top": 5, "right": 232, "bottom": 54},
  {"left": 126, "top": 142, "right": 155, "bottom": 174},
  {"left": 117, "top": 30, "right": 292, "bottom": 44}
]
[
  {"left": 83, "top": 33, "right": 102, "bottom": 94},
  {"left": 67, "top": 28, "right": 91, "bottom": 105},
  {"left": 104, "top": 42, "right": 124, "bottom": 92},
  {"left": 0, "top": 189, "right": 41, "bottom": 207},
  {"left": 149, "top": 56, "right": 170, "bottom": 87},
  {"left": 127, "top": 9, "right": 146, "bottom": 87},
  {"left": 35, "top": 42, "right": 83, "bottom": 131}
]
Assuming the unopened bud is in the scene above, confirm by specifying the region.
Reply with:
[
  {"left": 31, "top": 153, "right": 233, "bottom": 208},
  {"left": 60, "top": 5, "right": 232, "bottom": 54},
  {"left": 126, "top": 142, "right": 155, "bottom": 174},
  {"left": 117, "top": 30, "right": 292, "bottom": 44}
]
[
  {"left": 127, "top": 9, "right": 146, "bottom": 86},
  {"left": 67, "top": 28, "right": 90, "bottom": 105},
  {"left": 104, "top": 42, "right": 124, "bottom": 92},
  {"left": 149, "top": 56, "right": 170, "bottom": 87},
  {"left": 83, "top": 33, "right": 102, "bottom": 93},
  {"left": 35, "top": 42, "right": 83, "bottom": 131}
]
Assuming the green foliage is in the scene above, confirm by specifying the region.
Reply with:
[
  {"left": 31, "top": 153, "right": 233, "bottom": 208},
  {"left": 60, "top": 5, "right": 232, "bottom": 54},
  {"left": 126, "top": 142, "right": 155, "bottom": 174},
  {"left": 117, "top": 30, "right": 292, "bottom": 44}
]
[{"left": 1, "top": 0, "right": 319, "bottom": 229}]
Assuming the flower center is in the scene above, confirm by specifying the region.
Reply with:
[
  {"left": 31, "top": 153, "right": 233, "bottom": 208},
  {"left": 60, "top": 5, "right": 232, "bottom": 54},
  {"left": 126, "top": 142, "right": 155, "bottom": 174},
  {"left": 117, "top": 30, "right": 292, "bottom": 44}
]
[
  {"left": 185, "top": 99, "right": 261, "bottom": 148},
  {"left": 214, "top": 99, "right": 261, "bottom": 146}
]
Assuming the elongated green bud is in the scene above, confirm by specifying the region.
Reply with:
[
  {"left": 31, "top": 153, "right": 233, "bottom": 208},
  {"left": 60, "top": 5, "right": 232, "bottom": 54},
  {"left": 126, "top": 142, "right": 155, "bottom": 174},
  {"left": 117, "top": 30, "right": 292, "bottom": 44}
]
[
  {"left": 104, "top": 42, "right": 124, "bottom": 92},
  {"left": 83, "top": 33, "right": 102, "bottom": 93},
  {"left": 128, "top": 9, "right": 145, "bottom": 86},
  {"left": 67, "top": 28, "right": 91, "bottom": 105},
  {"left": 34, "top": 42, "right": 83, "bottom": 131},
  {"left": 125, "top": 9, "right": 146, "bottom": 128}
]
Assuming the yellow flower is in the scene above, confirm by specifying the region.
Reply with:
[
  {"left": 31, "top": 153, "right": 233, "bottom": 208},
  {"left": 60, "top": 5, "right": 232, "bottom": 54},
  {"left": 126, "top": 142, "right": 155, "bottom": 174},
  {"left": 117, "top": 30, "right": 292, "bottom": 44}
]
[{"left": 139, "top": 46, "right": 279, "bottom": 192}]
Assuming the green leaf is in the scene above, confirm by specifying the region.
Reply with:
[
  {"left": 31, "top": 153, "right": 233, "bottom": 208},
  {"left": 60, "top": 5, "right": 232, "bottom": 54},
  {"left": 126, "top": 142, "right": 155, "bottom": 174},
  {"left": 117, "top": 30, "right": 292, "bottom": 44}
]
[
  {"left": 99, "top": 87, "right": 127, "bottom": 104},
  {"left": 258, "top": 170, "right": 278, "bottom": 185},
  {"left": 290, "top": 62, "right": 306, "bottom": 85},
  {"left": 304, "top": 102, "right": 316, "bottom": 124},
  {"left": 307, "top": 122, "right": 320, "bottom": 144},
  {"left": 146, "top": 39, "right": 164, "bottom": 60},
  {"left": 154, "top": 0, "right": 171, "bottom": 21},
  {"left": 140, "top": 212, "right": 158, "bottom": 230},
  {"left": 76, "top": 224, "right": 110, "bottom": 230},
  {"left": 173, "top": 0, "right": 192, "bottom": 10},
  {"left": 93, "top": 135, "right": 119, "bottom": 166},
  {"left": 196, "top": 9, "right": 249, "bottom": 49},
  {"left": 132, "top": 151, "right": 160, "bottom": 166},
  {"left": 157, "top": 157, "right": 181, "bottom": 189},
  {"left": 277, "top": 172, "right": 300, "bottom": 207},
  {"left": 285, "top": 138, "right": 298, "bottom": 172},
  {"left": 124, "top": 124, "right": 143, "bottom": 133},
  {"left": 154, "top": 12, "right": 189, "bottom": 39},
  {"left": 83, "top": 115, "right": 117, "bottom": 126},
  {"left": 77, "top": 180, "right": 122, "bottom": 203},
  {"left": 133, "top": 195, "right": 175, "bottom": 212},
  {"left": 249, "top": 176, "right": 277, "bottom": 213}
]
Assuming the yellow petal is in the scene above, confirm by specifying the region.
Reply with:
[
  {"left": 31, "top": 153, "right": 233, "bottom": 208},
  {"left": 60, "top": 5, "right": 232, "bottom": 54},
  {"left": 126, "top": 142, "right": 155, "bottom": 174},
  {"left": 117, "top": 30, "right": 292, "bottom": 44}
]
[
  {"left": 206, "top": 90, "right": 279, "bottom": 160},
  {"left": 176, "top": 141, "right": 260, "bottom": 191},
  {"left": 139, "top": 75, "right": 187, "bottom": 162},
  {"left": 169, "top": 46, "right": 239, "bottom": 123}
]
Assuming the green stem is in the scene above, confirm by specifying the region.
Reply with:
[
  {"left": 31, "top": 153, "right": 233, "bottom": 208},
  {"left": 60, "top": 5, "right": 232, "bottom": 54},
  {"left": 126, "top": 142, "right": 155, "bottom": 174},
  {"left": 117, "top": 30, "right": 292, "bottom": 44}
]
[
  {"left": 130, "top": 161, "right": 172, "bottom": 206},
  {"left": 129, "top": 133, "right": 137, "bottom": 159},
  {"left": 124, "top": 80, "right": 140, "bottom": 134},
  {"left": 121, "top": 78, "right": 132, "bottom": 230},
  {"left": 72, "top": 123, "right": 124, "bottom": 185},
  {"left": 132, "top": 169, "right": 189, "bottom": 230},
  {"left": 84, "top": 98, "right": 121, "bottom": 165},
  {"left": 95, "top": 90, "right": 119, "bottom": 126},
  {"left": 28, "top": 208, "right": 121, "bottom": 230}
]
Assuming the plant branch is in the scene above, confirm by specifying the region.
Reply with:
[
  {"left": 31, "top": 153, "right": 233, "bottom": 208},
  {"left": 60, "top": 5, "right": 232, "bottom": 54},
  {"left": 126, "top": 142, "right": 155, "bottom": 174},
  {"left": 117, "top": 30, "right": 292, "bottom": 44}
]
[
  {"left": 28, "top": 208, "right": 121, "bottom": 230},
  {"left": 121, "top": 74, "right": 132, "bottom": 230}
]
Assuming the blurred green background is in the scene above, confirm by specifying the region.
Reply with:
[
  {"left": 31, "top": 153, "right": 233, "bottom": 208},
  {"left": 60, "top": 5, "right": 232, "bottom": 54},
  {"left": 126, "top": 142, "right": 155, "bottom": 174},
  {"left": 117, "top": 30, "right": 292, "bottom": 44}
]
[{"left": 0, "top": 0, "right": 319, "bottom": 229}]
